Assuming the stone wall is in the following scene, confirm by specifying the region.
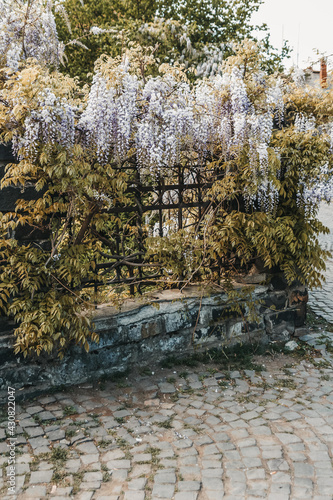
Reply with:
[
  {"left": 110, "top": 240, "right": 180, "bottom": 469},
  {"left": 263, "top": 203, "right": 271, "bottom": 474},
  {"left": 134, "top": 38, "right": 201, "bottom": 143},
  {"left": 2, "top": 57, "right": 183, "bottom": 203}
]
[{"left": 0, "top": 283, "right": 307, "bottom": 398}]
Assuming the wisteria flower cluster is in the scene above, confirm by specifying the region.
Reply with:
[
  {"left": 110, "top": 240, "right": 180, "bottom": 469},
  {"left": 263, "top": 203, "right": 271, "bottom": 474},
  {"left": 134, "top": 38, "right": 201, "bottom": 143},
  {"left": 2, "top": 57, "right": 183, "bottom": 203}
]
[
  {"left": 295, "top": 113, "right": 316, "bottom": 133},
  {"left": 3, "top": 51, "right": 333, "bottom": 214},
  {"left": 138, "top": 18, "right": 194, "bottom": 61},
  {"left": 293, "top": 113, "right": 333, "bottom": 212},
  {"left": 0, "top": 0, "right": 64, "bottom": 70},
  {"left": 78, "top": 60, "right": 282, "bottom": 185},
  {"left": 79, "top": 70, "right": 139, "bottom": 164},
  {"left": 196, "top": 44, "right": 225, "bottom": 78},
  {"left": 297, "top": 161, "right": 333, "bottom": 215},
  {"left": 10, "top": 83, "right": 77, "bottom": 160}
]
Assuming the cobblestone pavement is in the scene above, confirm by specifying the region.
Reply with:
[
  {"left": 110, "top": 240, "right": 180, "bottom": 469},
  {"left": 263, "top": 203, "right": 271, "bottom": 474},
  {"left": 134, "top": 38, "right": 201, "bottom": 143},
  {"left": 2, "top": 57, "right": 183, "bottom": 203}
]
[
  {"left": 1, "top": 331, "right": 333, "bottom": 500},
  {"left": 309, "top": 202, "right": 333, "bottom": 323}
]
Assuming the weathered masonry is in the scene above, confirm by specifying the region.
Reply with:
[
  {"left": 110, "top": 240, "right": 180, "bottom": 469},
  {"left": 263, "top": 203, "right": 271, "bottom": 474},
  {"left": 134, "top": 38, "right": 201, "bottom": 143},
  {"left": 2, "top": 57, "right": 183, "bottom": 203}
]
[{"left": 0, "top": 283, "right": 307, "bottom": 396}]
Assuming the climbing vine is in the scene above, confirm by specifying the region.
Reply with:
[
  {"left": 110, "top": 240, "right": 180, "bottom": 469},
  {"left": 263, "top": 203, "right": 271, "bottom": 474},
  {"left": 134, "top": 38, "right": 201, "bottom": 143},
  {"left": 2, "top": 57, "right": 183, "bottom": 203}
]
[{"left": 0, "top": 1, "right": 333, "bottom": 357}]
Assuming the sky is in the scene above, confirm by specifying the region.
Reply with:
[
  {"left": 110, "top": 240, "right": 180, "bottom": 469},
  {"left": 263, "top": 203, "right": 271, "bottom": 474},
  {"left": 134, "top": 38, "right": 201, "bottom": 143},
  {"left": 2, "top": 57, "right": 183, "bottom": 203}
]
[{"left": 251, "top": 0, "right": 333, "bottom": 69}]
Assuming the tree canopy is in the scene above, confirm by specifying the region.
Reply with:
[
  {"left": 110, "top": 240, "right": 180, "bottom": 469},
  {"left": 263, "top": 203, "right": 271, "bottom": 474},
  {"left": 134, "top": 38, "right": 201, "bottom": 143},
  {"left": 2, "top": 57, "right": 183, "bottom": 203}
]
[{"left": 55, "top": 0, "right": 289, "bottom": 81}]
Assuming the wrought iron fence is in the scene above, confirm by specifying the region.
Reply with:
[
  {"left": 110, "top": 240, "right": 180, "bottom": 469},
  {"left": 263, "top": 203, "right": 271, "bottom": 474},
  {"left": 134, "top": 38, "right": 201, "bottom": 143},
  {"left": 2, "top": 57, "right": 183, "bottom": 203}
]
[
  {"left": 0, "top": 142, "right": 224, "bottom": 297},
  {"left": 84, "top": 161, "right": 223, "bottom": 295}
]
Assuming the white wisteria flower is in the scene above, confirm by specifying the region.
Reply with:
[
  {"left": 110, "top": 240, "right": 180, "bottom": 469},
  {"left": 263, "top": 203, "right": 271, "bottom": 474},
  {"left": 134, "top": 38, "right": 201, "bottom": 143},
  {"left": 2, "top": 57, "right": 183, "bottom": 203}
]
[{"left": 0, "top": 0, "right": 64, "bottom": 70}]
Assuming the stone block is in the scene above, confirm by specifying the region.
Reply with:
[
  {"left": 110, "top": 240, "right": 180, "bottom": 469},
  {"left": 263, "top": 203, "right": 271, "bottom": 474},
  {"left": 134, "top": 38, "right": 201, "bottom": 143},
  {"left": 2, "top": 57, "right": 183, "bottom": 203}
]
[
  {"left": 141, "top": 318, "right": 164, "bottom": 339},
  {"left": 193, "top": 324, "right": 225, "bottom": 344},
  {"left": 152, "top": 483, "right": 175, "bottom": 498},
  {"left": 174, "top": 493, "right": 198, "bottom": 500},
  {"left": 30, "top": 470, "right": 53, "bottom": 483},
  {"left": 294, "top": 327, "right": 310, "bottom": 337},
  {"left": 164, "top": 309, "right": 195, "bottom": 334},
  {"left": 263, "top": 291, "right": 288, "bottom": 309},
  {"left": 23, "top": 485, "right": 47, "bottom": 497},
  {"left": 212, "top": 305, "right": 239, "bottom": 322}
]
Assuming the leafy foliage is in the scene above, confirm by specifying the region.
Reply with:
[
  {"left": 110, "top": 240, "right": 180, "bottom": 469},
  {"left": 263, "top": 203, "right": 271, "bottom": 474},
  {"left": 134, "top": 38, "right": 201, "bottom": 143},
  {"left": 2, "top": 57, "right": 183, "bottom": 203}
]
[
  {"left": 55, "top": 0, "right": 289, "bottom": 82},
  {"left": 158, "top": 0, "right": 264, "bottom": 45}
]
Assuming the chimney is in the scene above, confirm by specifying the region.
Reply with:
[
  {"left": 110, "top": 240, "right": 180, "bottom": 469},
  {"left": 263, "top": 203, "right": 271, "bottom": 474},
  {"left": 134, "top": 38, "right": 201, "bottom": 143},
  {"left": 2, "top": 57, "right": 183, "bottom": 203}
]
[{"left": 320, "top": 58, "right": 327, "bottom": 88}]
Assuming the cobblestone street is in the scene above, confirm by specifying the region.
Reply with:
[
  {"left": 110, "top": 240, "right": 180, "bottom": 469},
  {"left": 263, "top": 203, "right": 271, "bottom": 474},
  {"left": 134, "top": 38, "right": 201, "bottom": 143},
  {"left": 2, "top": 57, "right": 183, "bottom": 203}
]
[
  {"left": 1, "top": 202, "right": 333, "bottom": 500},
  {"left": 309, "top": 202, "right": 333, "bottom": 323},
  {"left": 1, "top": 334, "right": 333, "bottom": 500}
]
